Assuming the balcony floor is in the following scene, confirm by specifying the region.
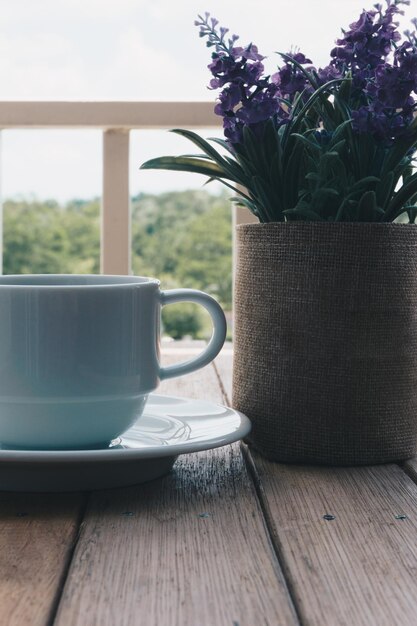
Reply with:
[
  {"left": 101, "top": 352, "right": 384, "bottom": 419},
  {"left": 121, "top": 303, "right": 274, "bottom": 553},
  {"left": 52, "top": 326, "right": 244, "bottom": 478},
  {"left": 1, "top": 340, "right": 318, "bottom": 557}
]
[{"left": 1, "top": 340, "right": 417, "bottom": 625}]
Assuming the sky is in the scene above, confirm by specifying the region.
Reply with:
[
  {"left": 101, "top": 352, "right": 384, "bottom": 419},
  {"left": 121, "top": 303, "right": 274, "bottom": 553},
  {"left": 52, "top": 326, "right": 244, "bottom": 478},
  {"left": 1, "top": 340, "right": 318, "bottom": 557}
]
[{"left": 0, "top": 0, "right": 414, "bottom": 202}]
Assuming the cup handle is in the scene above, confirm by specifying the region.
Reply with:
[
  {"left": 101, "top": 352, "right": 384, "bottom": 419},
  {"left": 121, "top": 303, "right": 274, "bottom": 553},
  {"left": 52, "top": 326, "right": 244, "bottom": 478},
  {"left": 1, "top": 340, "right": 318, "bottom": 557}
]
[{"left": 159, "top": 289, "right": 227, "bottom": 380}]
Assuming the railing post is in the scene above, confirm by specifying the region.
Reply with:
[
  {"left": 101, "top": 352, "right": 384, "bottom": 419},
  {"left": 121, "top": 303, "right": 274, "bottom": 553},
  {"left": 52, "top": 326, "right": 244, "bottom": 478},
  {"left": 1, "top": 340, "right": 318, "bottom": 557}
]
[
  {"left": 101, "top": 129, "right": 131, "bottom": 274},
  {"left": 0, "top": 131, "right": 3, "bottom": 276}
]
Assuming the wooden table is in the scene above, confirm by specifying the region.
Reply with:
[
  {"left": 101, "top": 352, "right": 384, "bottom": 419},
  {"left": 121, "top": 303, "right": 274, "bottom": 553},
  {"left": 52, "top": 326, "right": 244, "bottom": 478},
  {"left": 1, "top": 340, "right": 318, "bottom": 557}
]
[{"left": 2, "top": 341, "right": 417, "bottom": 626}]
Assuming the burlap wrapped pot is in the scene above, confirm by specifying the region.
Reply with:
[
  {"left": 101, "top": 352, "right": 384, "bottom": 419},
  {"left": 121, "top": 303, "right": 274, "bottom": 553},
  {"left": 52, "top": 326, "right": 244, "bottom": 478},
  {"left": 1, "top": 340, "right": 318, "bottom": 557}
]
[{"left": 233, "top": 222, "right": 417, "bottom": 465}]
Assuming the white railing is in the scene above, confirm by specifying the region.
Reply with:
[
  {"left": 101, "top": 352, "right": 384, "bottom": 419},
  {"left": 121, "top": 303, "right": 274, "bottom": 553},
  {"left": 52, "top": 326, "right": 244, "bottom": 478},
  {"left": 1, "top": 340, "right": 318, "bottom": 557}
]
[{"left": 0, "top": 101, "right": 256, "bottom": 275}]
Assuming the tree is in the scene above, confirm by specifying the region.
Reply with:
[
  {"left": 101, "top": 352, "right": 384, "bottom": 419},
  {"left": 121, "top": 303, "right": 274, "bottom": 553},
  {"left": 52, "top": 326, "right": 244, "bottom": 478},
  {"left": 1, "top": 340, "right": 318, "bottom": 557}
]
[
  {"left": 3, "top": 198, "right": 100, "bottom": 274},
  {"left": 175, "top": 200, "right": 232, "bottom": 309},
  {"left": 131, "top": 189, "right": 232, "bottom": 309}
]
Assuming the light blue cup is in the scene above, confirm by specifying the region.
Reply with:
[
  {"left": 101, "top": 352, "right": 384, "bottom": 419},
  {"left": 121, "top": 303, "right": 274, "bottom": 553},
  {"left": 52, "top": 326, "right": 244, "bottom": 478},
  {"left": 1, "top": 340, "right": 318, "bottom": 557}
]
[{"left": 0, "top": 275, "right": 227, "bottom": 450}]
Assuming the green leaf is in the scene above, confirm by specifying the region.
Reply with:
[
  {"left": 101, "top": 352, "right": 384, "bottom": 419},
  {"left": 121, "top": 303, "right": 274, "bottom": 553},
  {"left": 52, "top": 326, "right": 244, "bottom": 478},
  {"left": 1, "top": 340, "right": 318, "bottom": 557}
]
[
  {"left": 230, "top": 196, "right": 262, "bottom": 221},
  {"left": 266, "top": 150, "right": 285, "bottom": 216},
  {"left": 327, "top": 139, "right": 346, "bottom": 155},
  {"left": 314, "top": 187, "right": 339, "bottom": 198},
  {"left": 380, "top": 128, "right": 417, "bottom": 180},
  {"left": 293, "top": 133, "right": 321, "bottom": 152},
  {"left": 170, "top": 129, "right": 228, "bottom": 166},
  {"left": 140, "top": 156, "right": 235, "bottom": 180},
  {"left": 336, "top": 71, "right": 352, "bottom": 104},
  {"left": 209, "top": 137, "right": 234, "bottom": 153},
  {"left": 262, "top": 118, "right": 281, "bottom": 162},
  {"left": 326, "top": 121, "right": 352, "bottom": 147},
  {"left": 335, "top": 197, "right": 350, "bottom": 222},
  {"left": 207, "top": 177, "right": 253, "bottom": 202},
  {"left": 283, "top": 206, "right": 324, "bottom": 221},
  {"left": 251, "top": 175, "right": 278, "bottom": 222},
  {"left": 305, "top": 172, "right": 320, "bottom": 181},
  {"left": 407, "top": 206, "right": 417, "bottom": 224},
  {"left": 242, "top": 125, "right": 266, "bottom": 171},
  {"left": 278, "top": 53, "right": 347, "bottom": 129},
  {"left": 357, "top": 190, "right": 378, "bottom": 221},
  {"left": 284, "top": 140, "right": 306, "bottom": 210},
  {"left": 350, "top": 176, "right": 380, "bottom": 191},
  {"left": 169, "top": 129, "right": 246, "bottom": 185},
  {"left": 289, "top": 78, "right": 346, "bottom": 135},
  {"left": 383, "top": 173, "right": 417, "bottom": 221},
  {"left": 278, "top": 52, "right": 319, "bottom": 89},
  {"left": 374, "top": 171, "right": 394, "bottom": 210}
]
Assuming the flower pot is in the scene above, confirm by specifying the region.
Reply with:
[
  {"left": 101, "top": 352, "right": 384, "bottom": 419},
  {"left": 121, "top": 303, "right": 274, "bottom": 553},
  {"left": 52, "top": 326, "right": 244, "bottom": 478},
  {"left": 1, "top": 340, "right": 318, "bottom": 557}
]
[{"left": 233, "top": 222, "right": 417, "bottom": 465}]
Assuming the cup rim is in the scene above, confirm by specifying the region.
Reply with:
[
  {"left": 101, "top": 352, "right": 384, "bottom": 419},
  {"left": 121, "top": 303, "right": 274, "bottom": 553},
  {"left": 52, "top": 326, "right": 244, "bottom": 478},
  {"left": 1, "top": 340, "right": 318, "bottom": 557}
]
[{"left": 0, "top": 274, "right": 160, "bottom": 288}]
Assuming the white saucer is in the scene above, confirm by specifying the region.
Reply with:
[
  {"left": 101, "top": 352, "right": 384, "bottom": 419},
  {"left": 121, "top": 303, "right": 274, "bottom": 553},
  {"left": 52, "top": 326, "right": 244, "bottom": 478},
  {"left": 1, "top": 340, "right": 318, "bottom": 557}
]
[{"left": 0, "top": 394, "right": 251, "bottom": 492}]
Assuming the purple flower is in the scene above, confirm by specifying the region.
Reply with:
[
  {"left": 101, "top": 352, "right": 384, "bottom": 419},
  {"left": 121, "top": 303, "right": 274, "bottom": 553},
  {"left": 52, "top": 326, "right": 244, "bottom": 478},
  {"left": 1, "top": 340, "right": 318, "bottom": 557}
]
[
  {"left": 197, "top": 1, "right": 417, "bottom": 148},
  {"left": 372, "top": 64, "right": 415, "bottom": 109},
  {"left": 234, "top": 44, "right": 265, "bottom": 62},
  {"left": 213, "top": 84, "right": 241, "bottom": 114},
  {"left": 271, "top": 52, "right": 315, "bottom": 102},
  {"left": 351, "top": 99, "right": 414, "bottom": 143},
  {"left": 195, "top": 12, "right": 286, "bottom": 146},
  {"left": 208, "top": 53, "right": 265, "bottom": 89},
  {"left": 318, "top": 0, "right": 417, "bottom": 143},
  {"left": 329, "top": 2, "right": 404, "bottom": 72},
  {"left": 222, "top": 116, "right": 242, "bottom": 144},
  {"left": 236, "top": 89, "right": 284, "bottom": 125},
  {"left": 394, "top": 41, "right": 417, "bottom": 85},
  {"left": 317, "top": 64, "right": 342, "bottom": 84}
]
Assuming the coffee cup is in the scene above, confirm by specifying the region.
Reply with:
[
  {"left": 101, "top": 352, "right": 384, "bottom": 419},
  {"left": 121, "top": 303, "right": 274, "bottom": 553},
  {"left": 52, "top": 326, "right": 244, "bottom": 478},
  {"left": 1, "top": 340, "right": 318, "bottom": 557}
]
[{"left": 0, "top": 274, "right": 227, "bottom": 449}]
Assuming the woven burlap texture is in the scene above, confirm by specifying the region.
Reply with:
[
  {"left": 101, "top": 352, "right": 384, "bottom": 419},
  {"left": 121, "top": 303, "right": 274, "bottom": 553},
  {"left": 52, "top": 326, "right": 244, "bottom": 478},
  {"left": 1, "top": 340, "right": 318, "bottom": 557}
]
[{"left": 233, "top": 222, "right": 417, "bottom": 465}]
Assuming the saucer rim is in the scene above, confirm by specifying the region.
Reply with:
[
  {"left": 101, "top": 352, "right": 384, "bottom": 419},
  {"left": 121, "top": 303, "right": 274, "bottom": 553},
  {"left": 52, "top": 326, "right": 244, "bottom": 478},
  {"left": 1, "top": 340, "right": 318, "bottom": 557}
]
[{"left": 0, "top": 393, "right": 251, "bottom": 463}]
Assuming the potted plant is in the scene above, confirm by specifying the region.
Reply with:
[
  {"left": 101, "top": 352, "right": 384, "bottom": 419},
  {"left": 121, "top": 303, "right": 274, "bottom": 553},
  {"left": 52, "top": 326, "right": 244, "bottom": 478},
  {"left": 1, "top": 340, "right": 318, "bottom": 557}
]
[{"left": 141, "top": 0, "right": 417, "bottom": 465}]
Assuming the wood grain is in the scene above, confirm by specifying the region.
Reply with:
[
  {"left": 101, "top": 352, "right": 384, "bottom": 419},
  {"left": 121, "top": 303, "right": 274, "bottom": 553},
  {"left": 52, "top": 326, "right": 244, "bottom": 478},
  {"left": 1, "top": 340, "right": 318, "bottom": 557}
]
[
  {"left": 54, "top": 346, "right": 298, "bottom": 626},
  {"left": 0, "top": 493, "right": 84, "bottom": 626},
  {"left": 212, "top": 343, "right": 233, "bottom": 406},
  {"left": 401, "top": 457, "right": 417, "bottom": 484},
  {"left": 215, "top": 342, "right": 417, "bottom": 625},
  {"left": 246, "top": 453, "right": 417, "bottom": 626}
]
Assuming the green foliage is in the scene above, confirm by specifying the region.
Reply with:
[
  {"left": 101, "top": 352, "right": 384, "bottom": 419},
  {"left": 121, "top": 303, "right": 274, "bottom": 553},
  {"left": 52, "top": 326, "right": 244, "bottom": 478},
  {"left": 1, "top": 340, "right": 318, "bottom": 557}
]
[
  {"left": 131, "top": 190, "right": 232, "bottom": 309},
  {"left": 162, "top": 303, "right": 204, "bottom": 339},
  {"left": 175, "top": 202, "right": 232, "bottom": 307},
  {"left": 3, "top": 198, "right": 100, "bottom": 274}
]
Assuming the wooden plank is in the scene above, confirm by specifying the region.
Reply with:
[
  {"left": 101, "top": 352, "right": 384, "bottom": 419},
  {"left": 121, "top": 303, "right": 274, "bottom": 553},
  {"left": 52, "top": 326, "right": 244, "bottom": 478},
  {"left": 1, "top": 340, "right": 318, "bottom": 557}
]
[
  {"left": 401, "top": 457, "right": 417, "bottom": 483},
  {"left": 0, "top": 493, "right": 85, "bottom": 626},
  {"left": 245, "top": 453, "right": 417, "bottom": 626},
  {"left": 160, "top": 340, "right": 213, "bottom": 399},
  {"left": 54, "top": 345, "right": 299, "bottom": 626}
]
